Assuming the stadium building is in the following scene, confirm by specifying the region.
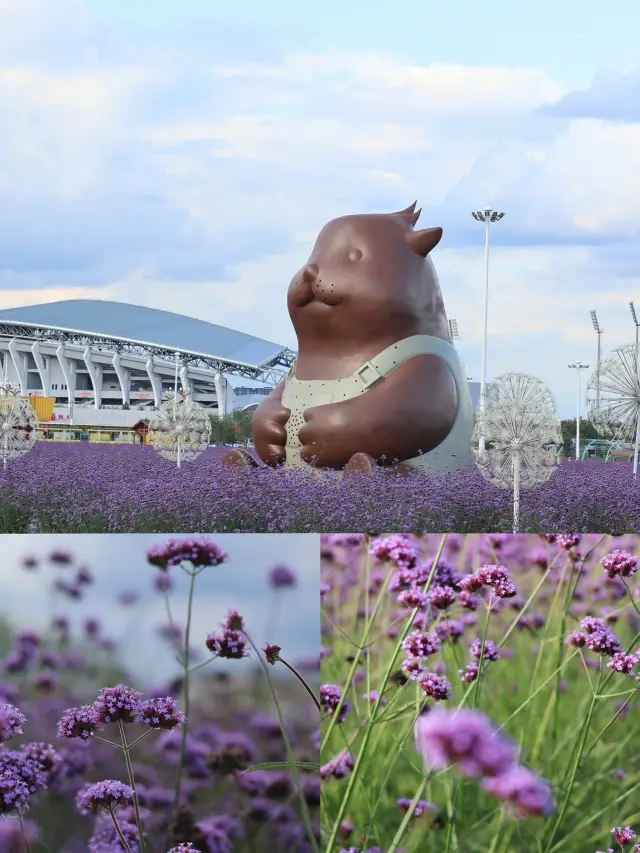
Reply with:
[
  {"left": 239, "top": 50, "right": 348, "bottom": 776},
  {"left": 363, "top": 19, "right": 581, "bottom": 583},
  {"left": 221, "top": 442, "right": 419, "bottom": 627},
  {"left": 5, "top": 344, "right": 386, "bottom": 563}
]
[
  {"left": 0, "top": 298, "right": 486, "bottom": 443},
  {"left": 0, "top": 300, "right": 294, "bottom": 440}
]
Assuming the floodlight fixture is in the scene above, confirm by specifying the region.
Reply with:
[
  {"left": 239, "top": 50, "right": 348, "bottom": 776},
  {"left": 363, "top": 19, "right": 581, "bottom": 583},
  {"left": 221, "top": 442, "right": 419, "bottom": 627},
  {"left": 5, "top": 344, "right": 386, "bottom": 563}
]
[{"left": 631, "top": 302, "right": 640, "bottom": 349}]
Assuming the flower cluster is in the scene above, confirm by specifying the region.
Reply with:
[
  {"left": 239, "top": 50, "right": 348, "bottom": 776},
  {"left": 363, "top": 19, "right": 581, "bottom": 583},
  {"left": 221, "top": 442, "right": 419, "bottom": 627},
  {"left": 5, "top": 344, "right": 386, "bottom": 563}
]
[
  {"left": 369, "top": 535, "right": 420, "bottom": 568},
  {"left": 566, "top": 617, "right": 623, "bottom": 658},
  {"left": 205, "top": 610, "right": 249, "bottom": 660},
  {"left": 602, "top": 550, "right": 640, "bottom": 580},
  {"left": 147, "top": 537, "right": 229, "bottom": 571},
  {"left": 58, "top": 686, "right": 186, "bottom": 741},
  {"left": 320, "top": 684, "right": 350, "bottom": 722},
  {"left": 0, "top": 703, "right": 26, "bottom": 743},
  {"left": 416, "top": 708, "right": 554, "bottom": 817},
  {"left": 459, "top": 565, "right": 517, "bottom": 599}
]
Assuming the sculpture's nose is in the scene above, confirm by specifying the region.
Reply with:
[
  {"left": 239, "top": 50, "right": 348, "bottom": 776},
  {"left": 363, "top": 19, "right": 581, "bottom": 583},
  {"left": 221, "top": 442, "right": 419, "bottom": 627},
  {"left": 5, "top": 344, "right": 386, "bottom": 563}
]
[{"left": 301, "top": 264, "right": 319, "bottom": 284}]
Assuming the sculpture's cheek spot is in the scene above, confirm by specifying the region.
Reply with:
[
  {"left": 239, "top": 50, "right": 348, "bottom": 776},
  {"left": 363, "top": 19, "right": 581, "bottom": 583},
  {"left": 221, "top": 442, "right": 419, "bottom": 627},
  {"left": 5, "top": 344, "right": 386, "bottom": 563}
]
[{"left": 349, "top": 249, "right": 363, "bottom": 262}]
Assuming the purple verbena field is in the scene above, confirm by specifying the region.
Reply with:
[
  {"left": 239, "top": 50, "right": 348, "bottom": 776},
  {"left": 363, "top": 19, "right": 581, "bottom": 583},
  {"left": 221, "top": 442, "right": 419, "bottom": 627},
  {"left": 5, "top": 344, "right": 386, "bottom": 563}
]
[
  {"left": 320, "top": 533, "right": 640, "bottom": 853},
  {"left": 0, "top": 537, "right": 320, "bottom": 853},
  {"left": 1, "top": 443, "right": 638, "bottom": 533}
]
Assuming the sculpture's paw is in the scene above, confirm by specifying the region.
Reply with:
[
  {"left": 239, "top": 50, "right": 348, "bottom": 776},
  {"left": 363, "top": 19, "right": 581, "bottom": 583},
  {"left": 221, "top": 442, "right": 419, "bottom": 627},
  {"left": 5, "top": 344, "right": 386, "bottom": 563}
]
[
  {"left": 221, "top": 449, "right": 260, "bottom": 469},
  {"left": 344, "top": 452, "right": 378, "bottom": 475}
]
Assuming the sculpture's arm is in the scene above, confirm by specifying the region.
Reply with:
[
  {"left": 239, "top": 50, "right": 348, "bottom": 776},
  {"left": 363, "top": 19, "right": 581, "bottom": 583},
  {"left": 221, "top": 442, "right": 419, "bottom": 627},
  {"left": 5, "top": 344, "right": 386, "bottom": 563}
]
[
  {"left": 252, "top": 380, "right": 290, "bottom": 467},
  {"left": 297, "top": 355, "right": 458, "bottom": 469}
]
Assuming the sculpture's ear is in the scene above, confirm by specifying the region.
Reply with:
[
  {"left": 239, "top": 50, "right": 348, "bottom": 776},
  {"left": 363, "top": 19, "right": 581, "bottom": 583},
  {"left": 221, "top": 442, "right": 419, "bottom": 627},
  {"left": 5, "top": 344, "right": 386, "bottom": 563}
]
[
  {"left": 392, "top": 201, "right": 421, "bottom": 227},
  {"left": 405, "top": 226, "right": 443, "bottom": 257},
  {"left": 392, "top": 201, "right": 417, "bottom": 215}
]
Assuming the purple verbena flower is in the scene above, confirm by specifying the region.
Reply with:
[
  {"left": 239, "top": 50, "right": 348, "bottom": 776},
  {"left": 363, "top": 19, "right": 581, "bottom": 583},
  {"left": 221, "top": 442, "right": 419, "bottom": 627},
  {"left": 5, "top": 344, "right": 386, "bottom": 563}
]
[
  {"left": 57, "top": 705, "right": 102, "bottom": 741},
  {"left": 94, "top": 685, "right": 143, "bottom": 724},
  {"left": 0, "top": 704, "right": 26, "bottom": 743},
  {"left": 136, "top": 697, "right": 185, "bottom": 730},
  {"left": 482, "top": 765, "right": 555, "bottom": 817},
  {"left": 602, "top": 551, "right": 639, "bottom": 580},
  {"left": 402, "top": 631, "right": 441, "bottom": 658},
  {"left": 320, "top": 750, "right": 356, "bottom": 779},
  {"left": 415, "top": 708, "right": 518, "bottom": 778},
  {"left": 76, "top": 779, "right": 134, "bottom": 814},
  {"left": 268, "top": 564, "right": 297, "bottom": 588}
]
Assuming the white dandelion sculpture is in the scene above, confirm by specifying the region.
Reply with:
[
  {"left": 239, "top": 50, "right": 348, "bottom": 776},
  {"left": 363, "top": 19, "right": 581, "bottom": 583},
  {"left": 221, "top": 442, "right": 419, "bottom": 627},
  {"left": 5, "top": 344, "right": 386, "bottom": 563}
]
[
  {"left": 149, "top": 391, "right": 212, "bottom": 469},
  {"left": 473, "top": 373, "right": 562, "bottom": 533},
  {"left": 586, "top": 343, "right": 640, "bottom": 476},
  {"left": 0, "top": 383, "right": 39, "bottom": 469}
]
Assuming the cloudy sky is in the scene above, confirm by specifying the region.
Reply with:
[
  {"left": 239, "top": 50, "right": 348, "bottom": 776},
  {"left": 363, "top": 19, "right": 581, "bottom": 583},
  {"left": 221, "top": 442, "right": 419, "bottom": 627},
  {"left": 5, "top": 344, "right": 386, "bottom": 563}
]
[
  {"left": 1, "top": 0, "right": 639, "bottom": 416},
  {"left": 0, "top": 533, "right": 319, "bottom": 685}
]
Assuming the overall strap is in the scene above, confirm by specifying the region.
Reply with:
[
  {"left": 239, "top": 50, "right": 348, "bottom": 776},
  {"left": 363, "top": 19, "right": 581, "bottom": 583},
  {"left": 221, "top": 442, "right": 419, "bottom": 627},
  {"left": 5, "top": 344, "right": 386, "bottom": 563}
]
[{"left": 352, "top": 335, "right": 459, "bottom": 390}]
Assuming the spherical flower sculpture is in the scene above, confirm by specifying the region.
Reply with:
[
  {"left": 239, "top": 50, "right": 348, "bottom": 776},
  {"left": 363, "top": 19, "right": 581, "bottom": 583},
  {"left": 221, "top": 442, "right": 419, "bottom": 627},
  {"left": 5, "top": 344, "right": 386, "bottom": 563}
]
[
  {"left": 0, "top": 384, "right": 39, "bottom": 469},
  {"left": 473, "top": 373, "right": 561, "bottom": 533},
  {"left": 148, "top": 392, "right": 212, "bottom": 469},
  {"left": 586, "top": 343, "right": 640, "bottom": 475}
]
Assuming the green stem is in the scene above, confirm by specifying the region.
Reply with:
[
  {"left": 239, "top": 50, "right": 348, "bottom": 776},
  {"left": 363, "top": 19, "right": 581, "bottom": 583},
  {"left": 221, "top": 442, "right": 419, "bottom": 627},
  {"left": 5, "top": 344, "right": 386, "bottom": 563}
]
[
  {"left": 126, "top": 728, "right": 155, "bottom": 750},
  {"left": 472, "top": 595, "right": 494, "bottom": 709},
  {"left": 487, "top": 809, "right": 506, "bottom": 853},
  {"left": 242, "top": 629, "right": 320, "bottom": 853},
  {"left": 275, "top": 655, "right": 321, "bottom": 712},
  {"left": 90, "top": 734, "right": 124, "bottom": 750},
  {"left": 443, "top": 594, "right": 493, "bottom": 853},
  {"left": 543, "top": 671, "right": 601, "bottom": 852},
  {"left": 551, "top": 553, "right": 584, "bottom": 747},
  {"left": 386, "top": 777, "right": 428, "bottom": 853},
  {"left": 108, "top": 807, "right": 134, "bottom": 853},
  {"left": 547, "top": 777, "right": 640, "bottom": 853},
  {"left": 188, "top": 657, "right": 216, "bottom": 674},
  {"left": 117, "top": 721, "right": 147, "bottom": 853},
  {"left": 18, "top": 811, "right": 32, "bottom": 853},
  {"left": 163, "top": 588, "right": 182, "bottom": 665},
  {"left": 173, "top": 567, "right": 196, "bottom": 812},
  {"left": 321, "top": 551, "right": 395, "bottom": 754},
  {"left": 621, "top": 577, "right": 640, "bottom": 619},
  {"left": 583, "top": 692, "right": 636, "bottom": 760}
]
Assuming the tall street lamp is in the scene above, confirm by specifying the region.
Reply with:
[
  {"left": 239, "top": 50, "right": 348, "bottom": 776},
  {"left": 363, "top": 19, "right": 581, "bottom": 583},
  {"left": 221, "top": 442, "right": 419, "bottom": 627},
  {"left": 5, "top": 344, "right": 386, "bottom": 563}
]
[
  {"left": 569, "top": 360, "right": 589, "bottom": 460},
  {"left": 590, "top": 310, "right": 602, "bottom": 418},
  {"left": 471, "top": 207, "right": 505, "bottom": 454}
]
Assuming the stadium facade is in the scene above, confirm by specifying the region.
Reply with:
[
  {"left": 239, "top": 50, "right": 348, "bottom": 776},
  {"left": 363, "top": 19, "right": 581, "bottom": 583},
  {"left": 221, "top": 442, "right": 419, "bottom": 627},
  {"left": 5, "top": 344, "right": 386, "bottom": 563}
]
[{"left": 0, "top": 300, "right": 295, "bottom": 428}]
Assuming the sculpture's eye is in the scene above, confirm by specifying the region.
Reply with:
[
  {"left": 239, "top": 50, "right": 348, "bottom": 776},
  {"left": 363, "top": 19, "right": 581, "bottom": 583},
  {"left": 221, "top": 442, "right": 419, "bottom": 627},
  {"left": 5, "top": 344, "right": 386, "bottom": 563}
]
[{"left": 349, "top": 249, "right": 363, "bottom": 262}]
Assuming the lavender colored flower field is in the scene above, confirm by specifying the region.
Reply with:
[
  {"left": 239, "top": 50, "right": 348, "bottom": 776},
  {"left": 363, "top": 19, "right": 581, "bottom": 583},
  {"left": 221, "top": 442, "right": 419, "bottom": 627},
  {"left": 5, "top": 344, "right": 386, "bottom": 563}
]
[
  {"left": 1, "top": 443, "right": 638, "bottom": 533},
  {"left": 320, "top": 533, "right": 640, "bottom": 853},
  {"left": 0, "top": 535, "right": 321, "bottom": 852}
]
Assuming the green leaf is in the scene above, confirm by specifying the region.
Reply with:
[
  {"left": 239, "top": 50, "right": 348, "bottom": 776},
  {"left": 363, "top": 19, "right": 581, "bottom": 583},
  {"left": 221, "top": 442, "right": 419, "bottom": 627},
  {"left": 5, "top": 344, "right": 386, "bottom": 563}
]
[{"left": 244, "top": 761, "right": 320, "bottom": 772}]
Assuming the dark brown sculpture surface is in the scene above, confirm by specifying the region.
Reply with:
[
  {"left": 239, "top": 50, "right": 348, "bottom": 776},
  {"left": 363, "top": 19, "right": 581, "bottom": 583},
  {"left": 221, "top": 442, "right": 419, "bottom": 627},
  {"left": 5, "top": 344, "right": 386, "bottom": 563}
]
[{"left": 249, "top": 202, "right": 472, "bottom": 472}]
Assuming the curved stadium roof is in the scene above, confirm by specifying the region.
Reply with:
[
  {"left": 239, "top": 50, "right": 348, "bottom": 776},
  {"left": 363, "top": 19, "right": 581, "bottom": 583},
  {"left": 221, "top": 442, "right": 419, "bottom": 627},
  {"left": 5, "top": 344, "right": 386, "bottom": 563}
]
[{"left": 0, "top": 300, "right": 291, "bottom": 374}]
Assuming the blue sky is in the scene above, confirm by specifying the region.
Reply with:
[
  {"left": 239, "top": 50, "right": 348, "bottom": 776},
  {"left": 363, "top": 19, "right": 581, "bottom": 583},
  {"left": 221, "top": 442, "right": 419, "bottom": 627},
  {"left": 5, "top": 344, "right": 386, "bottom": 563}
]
[
  {"left": 0, "top": 533, "right": 319, "bottom": 686},
  {"left": 1, "top": 0, "right": 640, "bottom": 416}
]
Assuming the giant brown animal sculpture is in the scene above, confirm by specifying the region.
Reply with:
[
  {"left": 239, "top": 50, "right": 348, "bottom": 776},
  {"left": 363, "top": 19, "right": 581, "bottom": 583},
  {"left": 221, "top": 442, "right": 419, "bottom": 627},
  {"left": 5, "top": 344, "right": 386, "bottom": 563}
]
[{"left": 224, "top": 202, "right": 474, "bottom": 474}]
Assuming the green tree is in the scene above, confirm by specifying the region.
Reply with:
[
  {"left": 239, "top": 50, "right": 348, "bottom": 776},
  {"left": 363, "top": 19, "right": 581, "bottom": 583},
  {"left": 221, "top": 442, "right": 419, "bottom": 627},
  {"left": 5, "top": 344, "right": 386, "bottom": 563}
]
[
  {"left": 209, "top": 410, "right": 253, "bottom": 446},
  {"left": 559, "top": 419, "right": 603, "bottom": 458}
]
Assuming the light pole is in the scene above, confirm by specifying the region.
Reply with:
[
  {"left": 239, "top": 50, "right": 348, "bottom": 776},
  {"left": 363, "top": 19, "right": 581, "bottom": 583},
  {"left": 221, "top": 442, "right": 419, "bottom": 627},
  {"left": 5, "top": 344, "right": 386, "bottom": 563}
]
[
  {"left": 471, "top": 207, "right": 505, "bottom": 453},
  {"left": 590, "top": 310, "right": 602, "bottom": 419},
  {"left": 174, "top": 350, "right": 181, "bottom": 469},
  {"left": 449, "top": 318, "right": 459, "bottom": 342},
  {"left": 569, "top": 360, "right": 589, "bottom": 460}
]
